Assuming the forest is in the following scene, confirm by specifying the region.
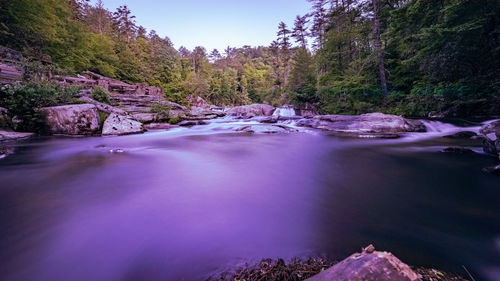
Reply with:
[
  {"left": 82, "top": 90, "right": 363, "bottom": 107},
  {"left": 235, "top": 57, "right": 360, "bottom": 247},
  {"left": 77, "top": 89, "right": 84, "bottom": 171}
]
[{"left": 0, "top": 0, "right": 499, "bottom": 117}]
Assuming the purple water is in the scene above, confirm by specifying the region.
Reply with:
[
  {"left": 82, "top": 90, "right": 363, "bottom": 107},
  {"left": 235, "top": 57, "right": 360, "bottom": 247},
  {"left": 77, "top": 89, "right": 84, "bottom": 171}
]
[{"left": 0, "top": 123, "right": 499, "bottom": 281}]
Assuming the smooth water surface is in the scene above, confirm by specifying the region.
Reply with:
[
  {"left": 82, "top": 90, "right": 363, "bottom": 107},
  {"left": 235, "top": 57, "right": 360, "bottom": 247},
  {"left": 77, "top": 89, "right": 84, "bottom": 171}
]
[{"left": 1, "top": 119, "right": 499, "bottom": 281}]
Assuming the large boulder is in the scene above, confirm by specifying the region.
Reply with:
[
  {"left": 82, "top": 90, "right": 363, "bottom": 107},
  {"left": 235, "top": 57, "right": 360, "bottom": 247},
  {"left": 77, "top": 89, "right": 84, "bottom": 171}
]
[
  {"left": 479, "top": 120, "right": 500, "bottom": 159},
  {"left": 39, "top": 104, "right": 99, "bottom": 135},
  {"left": 306, "top": 245, "right": 421, "bottom": 281},
  {"left": 187, "top": 107, "right": 222, "bottom": 120},
  {"left": 186, "top": 94, "right": 210, "bottom": 109},
  {"left": 102, "top": 113, "right": 144, "bottom": 136},
  {"left": 296, "top": 113, "right": 426, "bottom": 138},
  {"left": 226, "top": 104, "right": 275, "bottom": 117}
]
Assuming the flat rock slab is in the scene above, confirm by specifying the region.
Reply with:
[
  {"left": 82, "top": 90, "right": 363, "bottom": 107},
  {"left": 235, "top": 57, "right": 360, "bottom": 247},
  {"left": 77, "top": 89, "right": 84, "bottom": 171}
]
[
  {"left": 39, "top": 104, "right": 100, "bottom": 135},
  {"left": 306, "top": 250, "right": 421, "bottom": 281},
  {"left": 131, "top": 113, "right": 156, "bottom": 123},
  {"left": 102, "top": 113, "right": 144, "bottom": 135},
  {"left": 0, "top": 130, "right": 35, "bottom": 141},
  {"left": 78, "top": 96, "right": 128, "bottom": 116},
  {"left": 144, "top": 123, "right": 178, "bottom": 130},
  {"left": 226, "top": 104, "right": 275, "bottom": 117},
  {"left": 297, "top": 113, "right": 426, "bottom": 138}
]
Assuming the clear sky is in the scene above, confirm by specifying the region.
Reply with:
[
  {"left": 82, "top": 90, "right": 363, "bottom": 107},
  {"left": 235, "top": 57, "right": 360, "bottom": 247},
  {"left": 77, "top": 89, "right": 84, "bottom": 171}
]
[{"left": 90, "top": 0, "right": 312, "bottom": 52}]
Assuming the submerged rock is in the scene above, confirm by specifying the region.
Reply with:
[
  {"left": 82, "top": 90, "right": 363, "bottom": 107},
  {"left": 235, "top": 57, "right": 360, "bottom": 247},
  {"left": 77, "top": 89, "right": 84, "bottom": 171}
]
[
  {"left": 483, "top": 164, "right": 500, "bottom": 175},
  {"left": 39, "top": 104, "right": 100, "bottom": 135},
  {"left": 226, "top": 104, "right": 275, "bottom": 117},
  {"left": 296, "top": 113, "right": 425, "bottom": 138},
  {"left": 306, "top": 246, "right": 422, "bottom": 281},
  {"left": 235, "top": 124, "right": 297, "bottom": 134},
  {"left": 178, "top": 120, "right": 207, "bottom": 127},
  {"left": 102, "top": 113, "right": 144, "bottom": 135},
  {"left": 0, "top": 145, "right": 14, "bottom": 159},
  {"left": 444, "top": 131, "right": 477, "bottom": 139},
  {"left": 441, "top": 147, "right": 474, "bottom": 154},
  {"left": 259, "top": 117, "right": 279, "bottom": 123}
]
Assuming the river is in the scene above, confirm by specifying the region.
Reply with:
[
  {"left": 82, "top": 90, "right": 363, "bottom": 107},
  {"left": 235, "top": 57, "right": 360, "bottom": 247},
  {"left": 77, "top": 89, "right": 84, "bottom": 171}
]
[{"left": 0, "top": 117, "right": 499, "bottom": 281}]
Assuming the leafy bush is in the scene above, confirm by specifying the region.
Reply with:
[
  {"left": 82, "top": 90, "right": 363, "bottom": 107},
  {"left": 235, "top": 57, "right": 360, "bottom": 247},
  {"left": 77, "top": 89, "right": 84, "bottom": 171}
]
[
  {"left": 98, "top": 111, "right": 109, "bottom": 129},
  {"left": 91, "top": 87, "right": 111, "bottom": 104},
  {"left": 150, "top": 102, "right": 170, "bottom": 120},
  {"left": 0, "top": 83, "right": 81, "bottom": 132},
  {"left": 168, "top": 116, "right": 181, "bottom": 125},
  {"left": 318, "top": 84, "right": 500, "bottom": 117}
]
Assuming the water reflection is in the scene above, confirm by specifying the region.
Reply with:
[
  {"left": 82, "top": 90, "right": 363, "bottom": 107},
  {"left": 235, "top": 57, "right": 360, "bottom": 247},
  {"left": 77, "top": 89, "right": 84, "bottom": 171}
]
[{"left": 0, "top": 129, "right": 499, "bottom": 281}]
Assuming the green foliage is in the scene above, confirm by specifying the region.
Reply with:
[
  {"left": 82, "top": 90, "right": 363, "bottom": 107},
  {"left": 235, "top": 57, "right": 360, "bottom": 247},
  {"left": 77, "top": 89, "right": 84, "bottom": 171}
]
[
  {"left": 168, "top": 116, "right": 181, "bottom": 125},
  {"left": 150, "top": 102, "right": 170, "bottom": 120},
  {"left": 386, "top": 0, "right": 500, "bottom": 91},
  {"left": 91, "top": 86, "right": 111, "bottom": 104},
  {"left": 98, "top": 111, "right": 109, "bottom": 129},
  {"left": 0, "top": 83, "right": 81, "bottom": 131},
  {"left": 289, "top": 47, "right": 317, "bottom": 106},
  {"left": 318, "top": 85, "right": 500, "bottom": 117},
  {"left": 1, "top": 0, "right": 498, "bottom": 117}
]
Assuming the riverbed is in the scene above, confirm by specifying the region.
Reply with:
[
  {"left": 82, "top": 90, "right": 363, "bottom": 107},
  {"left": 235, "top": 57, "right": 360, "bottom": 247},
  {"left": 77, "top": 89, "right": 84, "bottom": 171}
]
[{"left": 0, "top": 117, "right": 499, "bottom": 281}]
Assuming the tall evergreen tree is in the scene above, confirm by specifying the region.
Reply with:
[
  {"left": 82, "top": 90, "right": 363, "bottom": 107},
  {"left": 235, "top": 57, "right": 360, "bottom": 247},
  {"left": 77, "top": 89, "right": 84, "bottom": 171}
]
[
  {"left": 292, "top": 15, "right": 310, "bottom": 47},
  {"left": 372, "top": 0, "right": 387, "bottom": 95}
]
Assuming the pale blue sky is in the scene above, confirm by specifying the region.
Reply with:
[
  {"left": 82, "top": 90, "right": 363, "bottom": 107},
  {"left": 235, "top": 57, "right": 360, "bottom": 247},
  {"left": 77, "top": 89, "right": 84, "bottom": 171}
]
[{"left": 90, "top": 0, "right": 311, "bottom": 52}]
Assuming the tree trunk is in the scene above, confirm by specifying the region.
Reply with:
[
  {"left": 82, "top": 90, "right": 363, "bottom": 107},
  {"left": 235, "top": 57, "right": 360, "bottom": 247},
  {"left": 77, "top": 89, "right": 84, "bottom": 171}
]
[
  {"left": 373, "top": 0, "right": 388, "bottom": 95},
  {"left": 283, "top": 60, "right": 289, "bottom": 90}
]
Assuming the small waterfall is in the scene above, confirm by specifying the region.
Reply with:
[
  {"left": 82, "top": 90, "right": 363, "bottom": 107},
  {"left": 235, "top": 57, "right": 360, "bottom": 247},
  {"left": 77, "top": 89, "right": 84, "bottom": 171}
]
[
  {"left": 400, "top": 120, "right": 482, "bottom": 142},
  {"left": 420, "top": 120, "right": 467, "bottom": 133},
  {"left": 273, "top": 107, "right": 296, "bottom": 117}
]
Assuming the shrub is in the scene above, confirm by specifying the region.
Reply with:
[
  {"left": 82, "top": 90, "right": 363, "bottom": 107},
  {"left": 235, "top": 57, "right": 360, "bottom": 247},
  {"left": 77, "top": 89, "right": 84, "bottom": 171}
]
[
  {"left": 150, "top": 102, "right": 170, "bottom": 120},
  {"left": 91, "top": 87, "right": 111, "bottom": 104},
  {"left": 168, "top": 116, "right": 181, "bottom": 125},
  {"left": 98, "top": 111, "right": 109, "bottom": 129},
  {"left": 0, "top": 83, "right": 81, "bottom": 132}
]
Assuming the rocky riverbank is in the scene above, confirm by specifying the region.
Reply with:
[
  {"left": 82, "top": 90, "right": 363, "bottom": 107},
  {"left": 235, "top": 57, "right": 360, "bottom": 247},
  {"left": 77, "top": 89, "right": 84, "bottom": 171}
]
[
  {"left": 1, "top": 93, "right": 500, "bottom": 175},
  {"left": 208, "top": 245, "right": 467, "bottom": 281}
]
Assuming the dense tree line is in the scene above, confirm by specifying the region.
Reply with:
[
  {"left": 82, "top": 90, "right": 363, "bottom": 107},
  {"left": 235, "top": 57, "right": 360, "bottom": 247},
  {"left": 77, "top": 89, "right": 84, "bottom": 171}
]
[
  {"left": 0, "top": 0, "right": 498, "bottom": 115},
  {"left": 293, "top": 0, "right": 499, "bottom": 114}
]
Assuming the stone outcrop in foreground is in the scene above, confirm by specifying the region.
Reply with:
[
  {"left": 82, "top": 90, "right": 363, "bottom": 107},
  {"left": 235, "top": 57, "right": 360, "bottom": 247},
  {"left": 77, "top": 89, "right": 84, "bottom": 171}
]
[
  {"left": 226, "top": 104, "right": 275, "bottom": 117},
  {"left": 39, "top": 104, "right": 99, "bottom": 135},
  {"left": 102, "top": 113, "right": 144, "bottom": 136},
  {"left": 297, "top": 113, "right": 426, "bottom": 138},
  {"left": 306, "top": 245, "right": 422, "bottom": 281}
]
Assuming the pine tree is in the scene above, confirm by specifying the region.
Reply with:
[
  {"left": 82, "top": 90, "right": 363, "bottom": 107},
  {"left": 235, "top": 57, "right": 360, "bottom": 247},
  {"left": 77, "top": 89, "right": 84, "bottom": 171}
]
[{"left": 292, "top": 15, "right": 309, "bottom": 48}]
